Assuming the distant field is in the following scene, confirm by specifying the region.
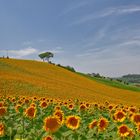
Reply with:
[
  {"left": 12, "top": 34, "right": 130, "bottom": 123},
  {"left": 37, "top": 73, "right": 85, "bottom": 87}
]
[
  {"left": 0, "top": 58, "right": 140, "bottom": 106},
  {"left": 77, "top": 72, "right": 140, "bottom": 92}
]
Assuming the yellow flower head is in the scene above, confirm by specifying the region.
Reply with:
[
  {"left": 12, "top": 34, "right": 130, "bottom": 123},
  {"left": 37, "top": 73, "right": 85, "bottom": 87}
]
[
  {"left": 118, "top": 124, "right": 130, "bottom": 137},
  {"left": 65, "top": 115, "right": 80, "bottom": 130},
  {"left": 68, "top": 104, "right": 74, "bottom": 110},
  {"left": 129, "top": 107, "right": 137, "bottom": 113},
  {"left": 43, "top": 135, "right": 53, "bottom": 140},
  {"left": 24, "top": 99, "right": 30, "bottom": 104},
  {"left": 114, "top": 110, "right": 126, "bottom": 122},
  {"left": 54, "top": 106, "right": 61, "bottom": 110},
  {"left": 79, "top": 104, "right": 86, "bottom": 111},
  {"left": 132, "top": 114, "right": 140, "bottom": 124},
  {"left": 108, "top": 104, "right": 114, "bottom": 110},
  {"left": 25, "top": 106, "right": 36, "bottom": 119},
  {"left": 40, "top": 101, "right": 47, "bottom": 108},
  {"left": 0, "top": 107, "right": 7, "bottom": 117},
  {"left": 53, "top": 110, "right": 64, "bottom": 124},
  {"left": 98, "top": 117, "right": 109, "bottom": 131},
  {"left": 0, "top": 102, "right": 3, "bottom": 107},
  {"left": 89, "top": 119, "right": 98, "bottom": 129},
  {"left": 15, "top": 104, "right": 21, "bottom": 113},
  {"left": 44, "top": 116, "right": 61, "bottom": 133}
]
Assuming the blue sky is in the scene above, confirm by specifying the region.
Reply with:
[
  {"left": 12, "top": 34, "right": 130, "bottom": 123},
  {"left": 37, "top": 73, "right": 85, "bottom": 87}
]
[{"left": 0, "top": 0, "right": 140, "bottom": 77}]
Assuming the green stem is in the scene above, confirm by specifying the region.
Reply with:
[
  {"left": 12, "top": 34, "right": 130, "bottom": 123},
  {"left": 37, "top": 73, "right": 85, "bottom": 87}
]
[
  {"left": 32, "top": 118, "right": 34, "bottom": 128},
  {"left": 10, "top": 127, "right": 12, "bottom": 140},
  {"left": 22, "top": 116, "right": 24, "bottom": 139}
]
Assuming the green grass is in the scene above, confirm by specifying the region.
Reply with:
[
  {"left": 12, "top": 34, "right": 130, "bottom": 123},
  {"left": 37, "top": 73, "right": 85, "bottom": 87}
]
[{"left": 77, "top": 72, "right": 140, "bottom": 92}]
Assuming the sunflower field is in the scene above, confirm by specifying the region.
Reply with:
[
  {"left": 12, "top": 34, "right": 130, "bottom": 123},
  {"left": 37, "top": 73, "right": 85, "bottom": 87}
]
[{"left": 0, "top": 95, "right": 140, "bottom": 140}]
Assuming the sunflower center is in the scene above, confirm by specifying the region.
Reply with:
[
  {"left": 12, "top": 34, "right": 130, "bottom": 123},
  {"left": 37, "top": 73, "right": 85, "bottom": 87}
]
[
  {"left": 117, "top": 112, "right": 124, "bottom": 119},
  {"left": 99, "top": 120, "right": 106, "bottom": 128},
  {"left": 69, "top": 118, "right": 78, "bottom": 126},
  {"left": 119, "top": 126, "right": 128, "bottom": 134},
  {"left": 134, "top": 115, "right": 140, "bottom": 123}
]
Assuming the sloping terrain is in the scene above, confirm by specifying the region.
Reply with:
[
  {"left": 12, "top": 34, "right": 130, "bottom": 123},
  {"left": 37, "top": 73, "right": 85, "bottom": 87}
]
[
  {"left": 0, "top": 58, "right": 140, "bottom": 106},
  {"left": 77, "top": 72, "right": 140, "bottom": 92}
]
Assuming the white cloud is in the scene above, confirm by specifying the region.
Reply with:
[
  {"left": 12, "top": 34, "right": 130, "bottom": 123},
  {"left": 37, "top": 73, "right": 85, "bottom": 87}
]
[
  {"left": 73, "top": 37, "right": 140, "bottom": 77},
  {"left": 7, "top": 47, "right": 38, "bottom": 58},
  {"left": 99, "top": 5, "right": 140, "bottom": 17},
  {"left": 115, "top": 40, "right": 140, "bottom": 47},
  {"left": 59, "top": 1, "right": 90, "bottom": 16},
  {"left": 90, "top": 39, "right": 140, "bottom": 59},
  {"left": 70, "top": 5, "right": 140, "bottom": 25}
]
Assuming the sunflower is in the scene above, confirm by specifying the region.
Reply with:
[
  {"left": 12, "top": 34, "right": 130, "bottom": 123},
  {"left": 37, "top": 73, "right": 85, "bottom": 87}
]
[
  {"left": 24, "top": 99, "right": 30, "bottom": 104},
  {"left": 108, "top": 104, "right": 114, "bottom": 111},
  {"left": 50, "top": 99, "right": 53, "bottom": 103},
  {"left": 132, "top": 114, "right": 140, "bottom": 124},
  {"left": 30, "top": 103, "right": 36, "bottom": 107},
  {"left": 40, "top": 101, "right": 47, "bottom": 108},
  {"left": 64, "top": 102, "right": 67, "bottom": 105},
  {"left": 68, "top": 104, "right": 74, "bottom": 110},
  {"left": 25, "top": 106, "right": 36, "bottom": 119},
  {"left": 44, "top": 116, "right": 61, "bottom": 133},
  {"left": 43, "top": 136, "right": 53, "bottom": 140},
  {"left": 122, "top": 109, "right": 127, "bottom": 113},
  {"left": 99, "top": 105, "right": 105, "bottom": 110},
  {"left": 94, "top": 103, "right": 98, "bottom": 107},
  {"left": 0, "top": 107, "right": 7, "bottom": 117},
  {"left": 53, "top": 110, "right": 64, "bottom": 124},
  {"left": 11, "top": 98, "right": 15, "bottom": 102},
  {"left": 105, "top": 101, "right": 109, "bottom": 106},
  {"left": 18, "top": 100, "right": 23, "bottom": 105},
  {"left": 79, "top": 104, "right": 86, "bottom": 111},
  {"left": 129, "top": 107, "right": 137, "bottom": 113},
  {"left": 33, "top": 97, "right": 37, "bottom": 100},
  {"left": 129, "top": 113, "right": 133, "bottom": 120},
  {"left": 41, "top": 97, "right": 46, "bottom": 101},
  {"left": 114, "top": 110, "right": 126, "bottom": 122},
  {"left": 68, "top": 99, "right": 72, "bottom": 102},
  {"left": 15, "top": 104, "right": 21, "bottom": 113},
  {"left": 86, "top": 103, "right": 90, "bottom": 108},
  {"left": 46, "top": 99, "right": 50, "bottom": 102},
  {"left": 89, "top": 119, "right": 98, "bottom": 129},
  {"left": 118, "top": 124, "right": 130, "bottom": 137},
  {"left": 0, "top": 123, "right": 4, "bottom": 136},
  {"left": 65, "top": 115, "right": 80, "bottom": 130},
  {"left": 0, "top": 102, "right": 3, "bottom": 107},
  {"left": 54, "top": 106, "right": 61, "bottom": 110},
  {"left": 98, "top": 117, "right": 109, "bottom": 131}
]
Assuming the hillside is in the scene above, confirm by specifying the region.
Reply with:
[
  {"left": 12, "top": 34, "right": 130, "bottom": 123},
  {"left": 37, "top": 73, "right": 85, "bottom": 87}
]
[
  {"left": 77, "top": 72, "right": 140, "bottom": 92},
  {"left": 120, "top": 74, "right": 140, "bottom": 83},
  {"left": 0, "top": 58, "right": 140, "bottom": 106}
]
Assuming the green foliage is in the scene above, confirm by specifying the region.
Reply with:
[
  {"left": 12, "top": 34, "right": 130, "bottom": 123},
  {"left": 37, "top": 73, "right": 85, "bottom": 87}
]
[
  {"left": 38, "top": 52, "right": 54, "bottom": 62},
  {"left": 1, "top": 95, "right": 140, "bottom": 139},
  {"left": 57, "top": 64, "right": 76, "bottom": 72},
  {"left": 121, "top": 74, "right": 140, "bottom": 83}
]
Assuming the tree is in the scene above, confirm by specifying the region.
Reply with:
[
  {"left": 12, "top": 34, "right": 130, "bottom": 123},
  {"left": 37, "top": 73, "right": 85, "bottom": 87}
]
[{"left": 38, "top": 52, "right": 54, "bottom": 62}]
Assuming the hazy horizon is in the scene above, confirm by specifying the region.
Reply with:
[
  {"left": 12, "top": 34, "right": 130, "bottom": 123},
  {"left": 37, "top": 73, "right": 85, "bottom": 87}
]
[{"left": 0, "top": 0, "right": 140, "bottom": 77}]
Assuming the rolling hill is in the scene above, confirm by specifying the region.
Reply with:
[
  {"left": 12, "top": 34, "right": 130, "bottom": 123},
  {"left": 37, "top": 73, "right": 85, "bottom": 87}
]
[
  {"left": 121, "top": 74, "right": 140, "bottom": 83},
  {"left": 0, "top": 58, "right": 140, "bottom": 106},
  {"left": 77, "top": 72, "right": 140, "bottom": 92}
]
